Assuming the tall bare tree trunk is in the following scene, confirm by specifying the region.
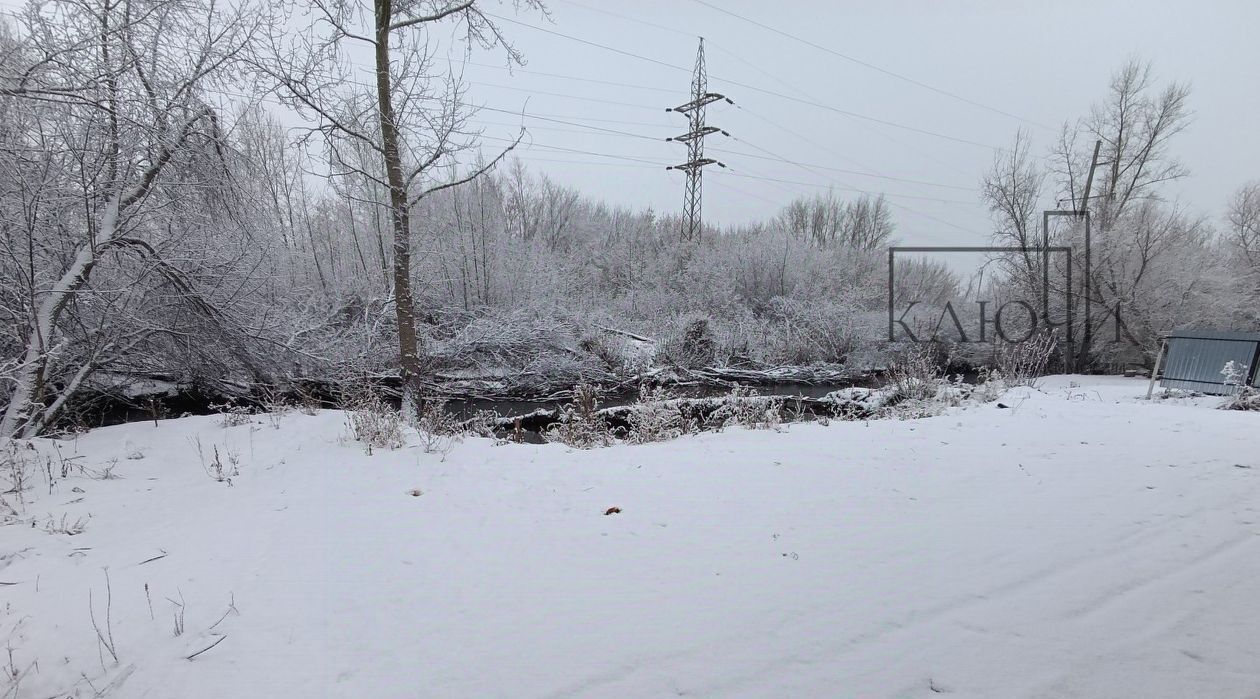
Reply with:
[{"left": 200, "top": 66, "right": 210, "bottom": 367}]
[{"left": 373, "top": 0, "right": 421, "bottom": 417}]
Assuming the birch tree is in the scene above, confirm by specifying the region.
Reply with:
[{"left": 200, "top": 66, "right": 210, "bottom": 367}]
[{"left": 0, "top": 0, "right": 254, "bottom": 437}]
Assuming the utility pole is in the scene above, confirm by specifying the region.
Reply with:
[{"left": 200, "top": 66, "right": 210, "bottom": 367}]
[
  {"left": 666, "top": 38, "right": 731, "bottom": 244},
  {"left": 1041, "top": 139, "right": 1103, "bottom": 371},
  {"left": 1079, "top": 139, "right": 1102, "bottom": 360}
]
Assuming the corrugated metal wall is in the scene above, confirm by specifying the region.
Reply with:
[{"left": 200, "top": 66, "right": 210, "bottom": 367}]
[{"left": 1160, "top": 337, "right": 1259, "bottom": 394}]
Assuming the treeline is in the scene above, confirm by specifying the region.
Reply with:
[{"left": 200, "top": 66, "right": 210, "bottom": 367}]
[{"left": 0, "top": 0, "right": 1254, "bottom": 437}]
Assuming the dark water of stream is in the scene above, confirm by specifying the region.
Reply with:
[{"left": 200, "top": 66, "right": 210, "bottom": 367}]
[{"left": 72, "top": 375, "right": 886, "bottom": 433}]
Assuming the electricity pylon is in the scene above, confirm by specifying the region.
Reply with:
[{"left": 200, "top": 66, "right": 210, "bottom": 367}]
[{"left": 667, "top": 38, "right": 732, "bottom": 244}]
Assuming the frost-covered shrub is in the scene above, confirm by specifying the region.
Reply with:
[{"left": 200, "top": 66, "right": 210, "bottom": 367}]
[
  {"left": 544, "top": 384, "right": 615, "bottom": 448},
  {"left": 762, "top": 297, "right": 860, "bottom": 365},
  {"left": 994, "top": 331, "right": 1057, "bottom": 387},
  {"left": 414, "top": 399, "right": 462, "bottom": 456},
  {"left": 1209, "top": 361, "right": 1254, "bottom": 409},
  {"left": 293, "top": 383, "right": 324, "bottom": 416},
  {"left": 1221, "top": 360, "right": 1248, "bottom": 395},
  {"left": 823, "top": 387, "right": 885, "bottom": 419},
  {"left": 1224, "top": 386, "right": 1260, "bottom": 411},
  {"left": 659, "top": 317, "right": 716, "bottom": 368},
  {"left": 884, "top": 344, "right": 942, "bottom": 406},
  {"left": 210, "top": 400, "right": 253, "bottom": 427},
  {"left": 971, "top": 367, "right": 1007, "bottom": 402},
  {"left": 580, "top": 333, "right": 625, "bottom": 373},
  {"left": 625, "top": 385, "right": 689, "bottom": 444},
  {"left": 465, "top": 409, "right": 501, "bottom": 439},
  {"left": 342, "top": 386, "right": 405, "bottom": 453},
  {"left": 427, "top": 309, "right": 610, "bottom": 390},
  {"left": 708, "top": 386, "right": 782, "bottom": 431}
]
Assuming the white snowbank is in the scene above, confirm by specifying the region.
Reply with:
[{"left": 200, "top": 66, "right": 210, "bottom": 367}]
[{"left": 2, "top": 376, "right": 1258, "bottom": 697}]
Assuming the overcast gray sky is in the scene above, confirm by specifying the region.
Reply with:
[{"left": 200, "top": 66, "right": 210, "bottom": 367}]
[{"left": 451, "top": 0, "right": 1260, "bottom": 245}]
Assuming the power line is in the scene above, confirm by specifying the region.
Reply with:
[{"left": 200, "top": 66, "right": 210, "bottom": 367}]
[
  {"left": 542, "top": 2, "right": 1001, "bottom": 179},
  {"left": 708, "top": 178, "right": 787, "bottom": 208},
  {"left": 216, "top": 69, "right": 984, "bottom": 196},
  {"left": 459, "top": 58, "right": 681, "bottom": 94},
  {"left": 198, "top": 29, "right": 995, "bottom": 191},
  {"left": 508, "top": 155, "right": 661, "bottom": 170},
  {"left": 687, "top": 0, "right": 1051, "bottom": 130},
  {"left": 473, "top": 109, "right": 668, "bottom": 140},
  {"left": 558, "top": 0, "right": 1047, "bottom": 132},
  {"left": 470, "top": 119, "right": 661, "bottom": 141},
  {"left": 483, "top": 11, "right": 688, "bottom": 73},
  {"left": 478, "top": 134, "right": 673, "bottom": 166},
  {"left": 701, "top": 81, "right": 983, "bottom": 190},
  {"left": 709, "top": 144, "right": 979, "bottom": 192},
  {"left": 451, "top": 79, "right": 664, "bottom": 111},
  {"left": 551, "top": 0, "right": 696, "bottom": 39},
  {"left": 482, "top": 135, "right": 984, "bottom": 210},
  {"left": 723, "top": 171, "right": 975, "bottom": 205},
  {"left": 708, "top": 42, "right": 978, "bottom": 181},
  {"left": 727, "top": 132, "right": 984, "bottom": 235},
  {"left": 483, "top": 11, "right": 999, "bottom": 150}
]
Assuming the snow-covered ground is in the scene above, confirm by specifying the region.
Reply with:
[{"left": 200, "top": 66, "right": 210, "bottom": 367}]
[{"left": 3, "top": 376, "right": 1258, "bottom": 698}]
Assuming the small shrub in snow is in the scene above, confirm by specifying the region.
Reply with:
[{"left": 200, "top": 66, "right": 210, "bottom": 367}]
[
  {"left": 625, "top": 385, "right": 690, "bottom": 444},
  {"left": 1224, "top": 386, "right": 1260, "bottom": 411},
  {"left": 823, "top": 387, "right": 884, "bottom": 420},
  {"left": 884, "top": 344, "right": 942, "bottom": 406},
  {"left": 972, "top": 367, "right": 1007, "bottom": 402},
  {"left": 211, "top": 400, "right": 254, "bottom": 428},
  {"left": 579, "top": 333, "right": 626, "bottom": 373},
  {"left": 90, "top": 458, "right": 121, "bottom": 480},
  {"left": 544, "top": 384, "right": 615, "bottom": 449},
  {"left": 465, "top": 409, "right": 501, "bottom": 439},
  {"left": 341, "top": 385, "right": 406, "bottom": 453},
  {"left": 191, "top": 437, "right": 239, "bottom": 483},
  {"left": 1221, "top": 360, "right": 1248, "bottom": 395},
  {"left": 708, "top": 386, "right": 782, "bottom": 431},
  {"left": 659, "top": 317, "right": 716, "bottom": 368},
  {"left": 346, "top": 404, "right": 406, "bottom": 453},
  {"left": 256, "top": 385, "right": 295, "bottom": 429},
  {"left": 414, "top": 399, "right": 461, "bottom": 456},
  {"left": 293, "top": 383, "right": 324, "bottom": 415},
  {"left": 994, "top": 331, "right": 1056, "bottom": 387},
  {"left": 1217, "top": 362, "right": 1257, "bottom": 410}
]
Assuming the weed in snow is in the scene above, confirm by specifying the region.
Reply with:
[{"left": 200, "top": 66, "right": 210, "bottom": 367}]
[
  {"left": 190, "top": 437, "right": 239, "bottom": 484},
  {"left": 89, "top": 570, "right": 118, "bottom": 670},
  {"left": 43, "top": 513, "right": 90, "bottom": 536}
]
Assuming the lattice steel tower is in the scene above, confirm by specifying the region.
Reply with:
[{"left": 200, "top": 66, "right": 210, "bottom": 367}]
[{"left": 667, "top": 38, "right": 731, "bottom": 243}]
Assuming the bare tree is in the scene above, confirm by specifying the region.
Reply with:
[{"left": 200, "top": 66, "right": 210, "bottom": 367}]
[
  {"left": 983, "top": 129, "right": 1045, "bottom": 284},
  {"left": 982, "top": 59, "right": 1196, "bottom": 368},
  {"left": 779, "top": 191, "right": 893, "bottom": 250},
  {"left": 1228, "top": 182, "right": 1260, "bottom": 265},
  {"left": 0, "top": 0, "right": 254, "bottom": 437},
  {"left": 258, "top": 0, "right": 540, "bottom": 416}
]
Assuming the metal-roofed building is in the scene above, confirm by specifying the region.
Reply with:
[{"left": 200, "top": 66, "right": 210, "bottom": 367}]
[{"left": 1153, "top": 329, "right": 1260, "bottom": 395}]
